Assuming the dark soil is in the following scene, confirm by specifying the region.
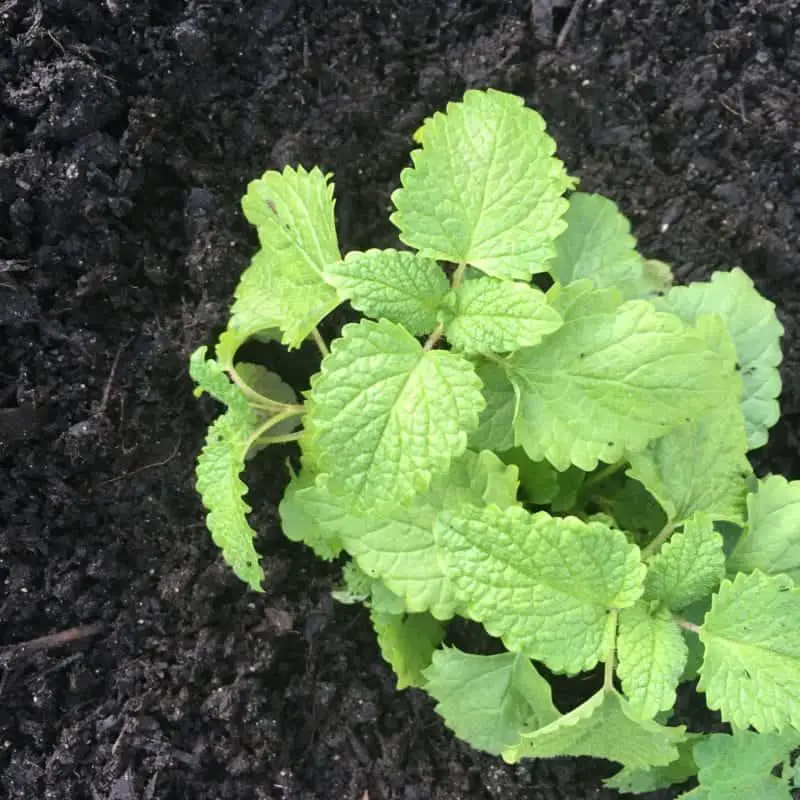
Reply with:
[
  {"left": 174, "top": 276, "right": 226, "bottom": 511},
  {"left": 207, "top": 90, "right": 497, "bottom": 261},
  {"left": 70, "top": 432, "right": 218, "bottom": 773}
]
[{"left": 1, "top": 1, "right": 798, "bottom": 798}]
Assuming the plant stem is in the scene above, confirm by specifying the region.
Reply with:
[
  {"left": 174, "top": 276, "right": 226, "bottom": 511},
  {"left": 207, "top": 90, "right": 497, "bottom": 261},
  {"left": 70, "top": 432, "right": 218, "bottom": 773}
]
[
  {"left": 641, "top": 521, "right": 678, "bottom": 561},
  {"left": 675, "top": 618, "right": 701, "bottom": 635},
  {"left": 256, "top": 431, "right": 303, "bottom": 446},
  {"left": 581, "top": 459, "right": 626, "bottom": 490},
  {"left": 451, "top": 261, "right": 467, "bottom": 289},
  {"left": 311, "top": 327, "right": 330, "bottom": 357},
  {"left": 243, "top": 407, "right": 305, "bottom": 454},
  {"left": 422, "top": 262, "right": 466, "bottom": 352},
  {"left": 604, "top": 609, "right": 619, "bottom": 690},
  {"left": 227, "top": 367, "right": 303, "bottom": 412}
]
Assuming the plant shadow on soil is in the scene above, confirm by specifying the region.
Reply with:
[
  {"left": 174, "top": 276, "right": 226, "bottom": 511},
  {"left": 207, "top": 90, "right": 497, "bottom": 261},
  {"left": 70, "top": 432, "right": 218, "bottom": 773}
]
[{"left": 1, "top": 1, "right": 798, "bottom": 798}]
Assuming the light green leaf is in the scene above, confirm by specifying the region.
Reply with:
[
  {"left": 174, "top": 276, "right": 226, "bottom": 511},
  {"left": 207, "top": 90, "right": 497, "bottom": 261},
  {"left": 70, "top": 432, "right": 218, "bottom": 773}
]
[
  {"left": 190, "top": 347, "right": 263, "bottom": 591},
  {"left": 605, "top": 479, "right": 668, "bottom": 539},
  {"left": 424, "top": 648, "right": 560, "bottom": 755},
  {"left": 390, "top": 89, "right": 574, "bottom": 281},
  {"left": 371, "top": 611, "right": 446, "bottom": 690},
  {"left": 434, "top": 505, "right": 645, "bottom": 673},
  {"left": 234, "top": 363, "right": 299, "bottom": 437},
  {"left": 323, "top": 249, "right": 449, "bottom": 335},
  {"left": 627, "top": 397, "right": 751, "bottom": 525},
  {"left": 617, "top": 602, "right": 688, "bottom": 719},
  {"left": 307, "top": 318, "right": 485, "bottom": 512},
  {"left": 656, "top": 268, "right": 784, "bottom": 449},
  {"left": 548, "top": 193, "right": 663, "bottom": 299},
  {"left": 341, "top": 450, "right": 519, "bottom": 619},
  {"left": 698, "top": 570, "right": 800, "bottom": 732},
  {"left": 505, "top": 688, "right": 686, "bottom": 769},
  {"left": 225, "top": 166, "right": 341, "bottom": 352},
  {"left": 644, "top": 513, "right": 726, "bottom": 611},
  {"left": 469, "top": 360, "right": 518, "bottom": 453},
  {"left": 604, "top": 734, "right": 701, "bottom": 794},
  {"left": 687, "top": 730, "right": 798, "bottom": 800},
  {"left": 506, "top": 299, "right": 736, "bottom": 471},
  {"left": 439, "top": 277, "right": 562, "bottom": 354},
  {"left": 728, "top": 475, "right": 800, "bottom": 583}
]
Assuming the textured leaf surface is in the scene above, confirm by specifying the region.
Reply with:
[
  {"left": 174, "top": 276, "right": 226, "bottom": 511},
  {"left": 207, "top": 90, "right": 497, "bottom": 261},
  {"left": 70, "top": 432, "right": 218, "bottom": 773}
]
[
  {"left": 728, "top": 475, "right": 800, "bottom": 583},
  {"left": 617, "top": 602, "right": 688, "bottom": 719},
  {"left": 424, "top": 648, "right": 559, "bottom": 755},
  {"left": 371, "top": 611, "right": 445, "bottom": 689},
  {"left": 627, "top": 398, "right": 751, "bottom": 525},
  {"left": 656, "top": 268, "right": 784, "bottom": 449},
  {"left": 307, "top": 319, "right": 484, "bottom": 512},
  {"left": 340, "top": 449, "right": 519, "bottom": 619},
  {"left": 548, "top": 193, "right": 659, "bottom": 299},
  {"left": 699, "top": 571, "right": 800, "bottom": 732},
  {"left": 506, "top": 299, "right": 734, "bottom": 471},
  {"left": 644, "top": 513, "right": 725, "bottom": 611},
  {"left": 687, "top": 730, "right": 798, "bottom": 800},
  {"left": 324, "top": 249, "right": 449, "bottom": 335},
  {"left": 469, "top": 360, "right": 518, "bottom": 452},
  {"left": 190, "top": 348, "right": 264, "bottom": 590},
  {"left": 439, "top": 277, "right": 562, "bottom": 354},
  {"left": 505, "top": 689, "right": 686, "bottom": 769},
  {"left": 434, "top": 505, "right": 645, "bottom": 673},
  {"left": 227, "top": 166, "right": 341, "bottom": 350},
  {"left": 390, "top": 89, "right": 573, "bottom": 280},
  {"left": 604, "top": 735, "right": 700, "bottom": 794}
]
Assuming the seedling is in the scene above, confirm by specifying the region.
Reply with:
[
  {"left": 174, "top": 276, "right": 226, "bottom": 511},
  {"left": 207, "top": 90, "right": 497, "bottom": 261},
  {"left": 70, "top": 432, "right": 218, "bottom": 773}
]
[{"left": 191, "top": 89, "right": 799, "bottom": 795}]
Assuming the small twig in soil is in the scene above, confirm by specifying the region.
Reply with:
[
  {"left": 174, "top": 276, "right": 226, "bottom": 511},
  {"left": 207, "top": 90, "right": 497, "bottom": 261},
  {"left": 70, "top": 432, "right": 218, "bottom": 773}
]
[
  {"left": 95, "top": 436, "right": 182, "bottom": 488},
  {"left": 0, "top": 623, "right": 104, "bottom": 666},
  {"left": 556, "top": 0, "right": 588, "bottom": 50}
]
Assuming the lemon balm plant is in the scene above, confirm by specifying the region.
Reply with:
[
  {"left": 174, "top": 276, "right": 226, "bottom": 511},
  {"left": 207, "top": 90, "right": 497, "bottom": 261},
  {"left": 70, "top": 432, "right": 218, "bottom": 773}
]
[{"left": 190, "top": 90, "right": 800, "bottom": 795}]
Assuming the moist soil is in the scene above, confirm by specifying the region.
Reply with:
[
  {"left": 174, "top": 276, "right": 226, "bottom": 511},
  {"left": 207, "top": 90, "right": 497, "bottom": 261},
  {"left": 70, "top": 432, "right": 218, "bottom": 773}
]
[{"left": 1, "top": 1, "right": 799, "bottom": 798}]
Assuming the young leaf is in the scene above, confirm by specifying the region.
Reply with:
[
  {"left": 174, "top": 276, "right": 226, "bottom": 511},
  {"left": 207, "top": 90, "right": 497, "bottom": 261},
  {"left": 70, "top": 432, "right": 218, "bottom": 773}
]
[
  {"left": 617, "top": 602, "right": 688, "bottom": 719},
  {"left": 504, "top": 688, "right": 686, "bottom": 769},
  {"left": 469, "top": 360, "right": 518, "bottom": 453},
  {"left": 439, "top": 277, "right": 562, "bottom": 354},
  {"left": 390, "top": 89, "right": 574, "bottom": 281},
  {"left": 655, "top": 268, "right": 784, "bottom": 449},
  {"left": 727, "top": 475, "right": 800, "bottom": 583},
  {"left": 604, "top": 734, "right": 701, "bottom": 794},
  {"left": 698, "top": 570, "right": 800, "bottom": 732},
  {"left": 190, "top": 348, "right": 264, "bottom": 591},
  {"left": 339, "top": 450, "right": 519, "bottom": 619},
  {"left": 323, "top": 249, "right": 449, "bottom": 335},
  {"left": 332, "top": 560, "right": 406, "bottom": 615},
  {"left": 306, "top": 318, "right": 485, "bottom": 512},
  {"left": 685, "top": 730, "right": 798, "bottom": 800},
  {"left": 627, "top": 398, "right": 751, "bottom": 525},
  {"left": 644, "top": 513, "right": 725, "bottom": 611},
  {"left": 434, "top": 505, "right": 645, "bottom": 673},
  {"left": 227, "top": 166, "right": 341, "bottom": 351},
  {"left": 423, "top": 648, "right": 560, "bottom": 755},
  {"left": 371, "top": 610, "right": 446, "bottom": 690},
  {"left": 506, "top": 299, "right": 736, "bottom": 471},
  {"left": 548, "top": 193, "right": 667, "bottom": 299}
]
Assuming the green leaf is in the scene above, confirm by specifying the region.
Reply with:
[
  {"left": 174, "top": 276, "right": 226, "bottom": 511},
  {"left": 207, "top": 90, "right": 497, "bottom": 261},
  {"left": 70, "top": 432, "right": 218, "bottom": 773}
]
[
  {"left": 371, "top": 611, "right": 446, "bottom": 690},
  {"left": 439, "top": 277, "right": 562, "bottom": 354},
  {"left": 190, "top": 347, "right": 264, "bottom": 591},
  {"left": 687, "top": 730, "right": 798, "bottom": 800},
  {"left": 627, "top": 397, "right": 751, "bottom": 525},
  {"left": 226, "top": 166, "right": 341, "bottom": 351},
  {"left": 390, "top": 89, "right": 574, "bottom": 281},
  {"left": 506, "top": 298, "right": 736, "bottom": 471},
  {"left": 605, "top": 734, "right": 701, "bottom": 794},
  {"left": 698, "top": 570, "right": 800, "bottom": 732},
  {"left": 469, "top": 360, "right": 518, "bottom": 453},
  {"left": 323, "top": 249, "right": 449, "bottom": 335},
  {"left": 656, "top": 268, "right": 784, "bottom": 449},
  {"left": 340, "top": 450, "right": 519, "bottom": 619},
  {"left": 604, "top": 479, "right": 668, "bottom": 539},
  {"left": 617, "top": 602, "right": 688, "bottom": 719},
  {"left": 728, "top": 475, "right": 800, "bottom": 583},
  {"left": 423, "top": 648, "right": 560, "bottom": 755},
  {"left": 434, "top": 505, "right": 645, "bottom": 673},
  {"left": 307, "top": 318, "right": 485, "bottom": 512},
  {"left": 548, "top": 193, "right": 663, "bottom": 299},
  {"left": 644, "top": 513, "right": 726, "bottom": 611},
  {"left": 505, "top": 688, "right": 686, "bottom": 769},
  {"left": 235, "top": 363, "right": 299, "bottom": 437}
]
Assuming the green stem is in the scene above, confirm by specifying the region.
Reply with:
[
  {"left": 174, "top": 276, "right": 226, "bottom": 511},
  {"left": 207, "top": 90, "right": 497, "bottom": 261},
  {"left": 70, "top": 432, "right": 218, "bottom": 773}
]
[
  {"left": 256, "top": 431, "right": 303, "bottom": 446},
  {"left": 228, "top": 367, "right": 304, "bottom": 413},
  {"left": 423, "top": 262, "right": 467, "bottom": 352},
  {"left": 604, "top": 609, "right": 619, "bottom": 690},
  {"left": 451, "top": 261, "right": 467, "bottom": 289},
  {"left": 311, "top": 327, "right": 330, "bottom": 357},
  {"left": 582, "top": 460, "right": 627, "bottom": 490},
  {"left": 675, "top": 618, "right": 701, "bottom": 635},
  {"left": 243, "top": 407, "right": 305, "bottom": 454},
  {"left": 641, "top": 521, "right": 678, "bottom": 561}
]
